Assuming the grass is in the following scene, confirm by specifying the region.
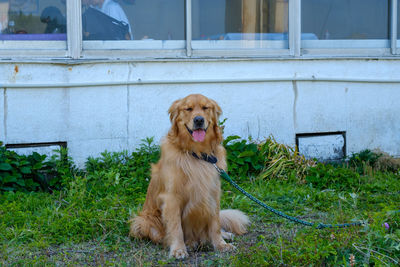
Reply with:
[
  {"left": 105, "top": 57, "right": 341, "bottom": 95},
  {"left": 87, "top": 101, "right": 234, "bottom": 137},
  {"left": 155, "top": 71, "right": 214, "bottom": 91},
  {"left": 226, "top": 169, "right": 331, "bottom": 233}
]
[{"left": 0, "top": 138, "right": 399, "bottom": 266}]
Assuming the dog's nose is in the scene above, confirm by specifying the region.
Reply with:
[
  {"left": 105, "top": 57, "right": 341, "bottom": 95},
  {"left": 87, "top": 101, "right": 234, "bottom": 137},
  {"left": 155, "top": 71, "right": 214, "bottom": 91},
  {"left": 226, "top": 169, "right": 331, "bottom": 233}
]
[{"left": 193, "top": 116, "right": 204, "bottom": 128}]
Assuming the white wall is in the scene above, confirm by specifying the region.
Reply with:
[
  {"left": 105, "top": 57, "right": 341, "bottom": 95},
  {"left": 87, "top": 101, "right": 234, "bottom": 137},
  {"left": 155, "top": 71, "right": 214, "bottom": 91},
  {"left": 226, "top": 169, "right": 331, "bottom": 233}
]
[{"left": 1, "top": 59, "right": 399, "bottom": 165}]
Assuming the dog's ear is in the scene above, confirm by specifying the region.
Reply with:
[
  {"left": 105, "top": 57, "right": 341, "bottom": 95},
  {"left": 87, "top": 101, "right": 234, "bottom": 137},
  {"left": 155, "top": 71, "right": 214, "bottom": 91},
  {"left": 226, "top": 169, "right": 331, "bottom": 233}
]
[
  {"left": 168, "top": 99, "right": 181, "bottom": 123},
  {"left": 211, "top": 99, "right": 222, "bottom": 120},
  {"left": 210, "top": 99, "right": 223, "bottom": 144}
]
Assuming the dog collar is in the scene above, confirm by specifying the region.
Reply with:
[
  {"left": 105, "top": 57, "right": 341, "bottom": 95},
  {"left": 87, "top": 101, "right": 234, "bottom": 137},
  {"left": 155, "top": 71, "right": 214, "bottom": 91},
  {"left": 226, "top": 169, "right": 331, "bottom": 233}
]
[{"left": 191, "top": 152, "right": 217, "bottom": 164}]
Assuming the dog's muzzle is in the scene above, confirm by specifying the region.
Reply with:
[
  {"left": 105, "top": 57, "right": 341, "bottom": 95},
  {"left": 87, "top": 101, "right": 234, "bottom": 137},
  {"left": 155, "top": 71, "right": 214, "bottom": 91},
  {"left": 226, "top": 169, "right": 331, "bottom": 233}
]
[{"left": 186, "top": 116, "right": 208, "bottom": 142}]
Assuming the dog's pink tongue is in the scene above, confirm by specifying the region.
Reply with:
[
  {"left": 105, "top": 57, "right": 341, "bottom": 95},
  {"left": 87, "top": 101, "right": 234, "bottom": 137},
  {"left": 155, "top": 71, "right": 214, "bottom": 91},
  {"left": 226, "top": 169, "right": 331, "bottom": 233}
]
[{"left": 192, "top": 129, "right": 206, "bottom": 142}]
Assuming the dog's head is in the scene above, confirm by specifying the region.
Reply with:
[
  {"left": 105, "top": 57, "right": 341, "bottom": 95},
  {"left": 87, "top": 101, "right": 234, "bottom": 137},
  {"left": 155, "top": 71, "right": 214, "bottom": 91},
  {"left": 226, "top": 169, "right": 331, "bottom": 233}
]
[{"left": 168, "top": 94, "right": 222, "bottom": 151}]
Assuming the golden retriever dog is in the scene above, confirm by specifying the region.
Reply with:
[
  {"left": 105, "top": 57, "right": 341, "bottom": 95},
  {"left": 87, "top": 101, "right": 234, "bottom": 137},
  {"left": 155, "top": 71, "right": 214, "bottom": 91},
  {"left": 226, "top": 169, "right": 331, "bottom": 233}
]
[{"left": 129, "top": 94, "right": 249, "bottom": 259}]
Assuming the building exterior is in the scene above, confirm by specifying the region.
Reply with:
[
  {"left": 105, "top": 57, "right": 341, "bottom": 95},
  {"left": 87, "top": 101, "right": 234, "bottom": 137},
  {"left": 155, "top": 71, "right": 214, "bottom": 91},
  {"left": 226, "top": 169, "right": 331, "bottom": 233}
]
[{"left": 1, "top": 0, "right": 399, "bottom": 166}]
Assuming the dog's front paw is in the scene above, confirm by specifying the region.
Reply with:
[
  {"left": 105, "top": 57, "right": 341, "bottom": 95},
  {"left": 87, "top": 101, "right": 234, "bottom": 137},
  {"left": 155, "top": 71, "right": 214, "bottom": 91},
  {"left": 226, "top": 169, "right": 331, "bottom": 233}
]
[
  {"left": 169, "top": 247, "right": 188, "bottom": 259},
  {"left": 216, "top": 242, "right": 236, "bottom": 252}
]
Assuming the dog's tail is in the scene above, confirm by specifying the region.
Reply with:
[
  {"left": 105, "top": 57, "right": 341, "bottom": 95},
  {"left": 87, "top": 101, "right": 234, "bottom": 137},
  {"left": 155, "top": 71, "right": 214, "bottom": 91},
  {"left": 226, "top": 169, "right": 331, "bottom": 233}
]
[{"left": 220, "top": 209, "right": 250, "bottom": 235}]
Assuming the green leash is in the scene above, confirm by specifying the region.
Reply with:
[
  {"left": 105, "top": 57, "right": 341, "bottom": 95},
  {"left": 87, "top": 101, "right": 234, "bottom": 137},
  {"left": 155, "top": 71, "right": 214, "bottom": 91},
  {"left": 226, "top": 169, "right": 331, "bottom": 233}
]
[{"left": 214, "top": 164, "right": 363, "bottom": 229}]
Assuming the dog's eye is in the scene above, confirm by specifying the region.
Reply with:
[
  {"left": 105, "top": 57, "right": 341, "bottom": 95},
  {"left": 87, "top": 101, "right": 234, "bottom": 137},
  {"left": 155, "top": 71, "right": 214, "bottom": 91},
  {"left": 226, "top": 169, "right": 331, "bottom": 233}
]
[
  {"left": 202, "top": 106, "right": 209, "bottom": 110},
  {"left": 185, "top": 107, "right": 193, "bottom": 112}
]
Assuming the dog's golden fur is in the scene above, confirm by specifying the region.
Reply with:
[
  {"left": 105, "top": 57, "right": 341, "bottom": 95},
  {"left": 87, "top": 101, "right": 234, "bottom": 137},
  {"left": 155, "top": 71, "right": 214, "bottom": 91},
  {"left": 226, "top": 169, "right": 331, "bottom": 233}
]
[{"left": 129, "top": 94, "right": 249, "bottom": 259}]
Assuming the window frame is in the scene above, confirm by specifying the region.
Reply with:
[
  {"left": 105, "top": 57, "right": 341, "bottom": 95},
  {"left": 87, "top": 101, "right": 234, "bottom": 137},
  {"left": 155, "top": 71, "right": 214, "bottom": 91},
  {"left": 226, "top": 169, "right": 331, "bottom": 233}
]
[
  {"left": 393, "top": 0, "right": 399, "bottom": 53},
  {"left": 0, "top": 0, "right": 69, "bottom": 58},
  {"left": 0, "top": 0, "right": 398, "bottom": 60}
]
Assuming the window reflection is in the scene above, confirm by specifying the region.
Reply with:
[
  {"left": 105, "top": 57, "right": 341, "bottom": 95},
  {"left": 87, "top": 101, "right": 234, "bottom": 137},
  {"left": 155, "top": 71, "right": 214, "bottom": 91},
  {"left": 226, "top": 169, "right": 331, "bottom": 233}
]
[
  {"left": 193, "top": 0, "right": 288, "bottom": 41},
  {"left": 82, "top": 0, "right": 184, "bottom": 41},
  {"left": 302, "top": 0, "right": 389, "bottom": 40},
  {"left": 0, "top": 0, "right": 66, "bottom": 40}
]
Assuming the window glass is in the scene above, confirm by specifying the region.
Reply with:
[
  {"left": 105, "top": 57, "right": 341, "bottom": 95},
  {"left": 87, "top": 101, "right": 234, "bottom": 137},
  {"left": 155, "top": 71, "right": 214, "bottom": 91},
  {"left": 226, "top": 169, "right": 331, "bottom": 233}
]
[
  {"left": 0, "top": 0, "right": 66, "bottom": 40},
  {"left": 192, "top": 0, "right": 289, "bottom": 50},
  {"left": 302, "top": 0, "right": 389, "bottom": 48},
  {"left": 81, "top": 0, "right": 184, "bottom": 41},
  {"left": 398, "top": 2, "right": 400, "bottom": 46}
]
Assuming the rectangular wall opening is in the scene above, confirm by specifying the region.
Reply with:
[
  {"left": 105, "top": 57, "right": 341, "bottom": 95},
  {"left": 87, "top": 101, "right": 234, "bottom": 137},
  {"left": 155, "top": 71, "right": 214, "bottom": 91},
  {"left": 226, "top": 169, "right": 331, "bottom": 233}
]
[
  {"left": 5, "top": 142, "right": 67, "bottom": 158},
  {"left": 296, "top": 132, "right": 346, "bottom": 161}
]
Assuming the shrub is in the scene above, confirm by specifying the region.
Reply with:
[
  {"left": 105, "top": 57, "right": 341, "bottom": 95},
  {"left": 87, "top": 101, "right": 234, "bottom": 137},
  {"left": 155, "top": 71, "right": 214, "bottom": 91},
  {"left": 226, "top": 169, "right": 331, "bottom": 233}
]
[
  {"left": 372, "top": 150, "right": 400, "bottom": 173},
  {"left": 348, "top": 149, "right": 400, "bottom": 175},
  {"left": 223, "top": 136, "right": 264, "bottom": 181},
  {"left": 0, "top": 142, "right": 75, "bottom": 192},
  {"left": 348, "top": 149, "right": 382, "bottom": 175}
]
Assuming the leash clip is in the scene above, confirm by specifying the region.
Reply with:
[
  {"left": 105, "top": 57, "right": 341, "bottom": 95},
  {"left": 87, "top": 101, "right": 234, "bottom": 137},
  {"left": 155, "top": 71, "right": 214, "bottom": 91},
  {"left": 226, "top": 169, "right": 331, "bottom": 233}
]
[{"left": 213, "top": 163, "right": 222, "bottom": 173}]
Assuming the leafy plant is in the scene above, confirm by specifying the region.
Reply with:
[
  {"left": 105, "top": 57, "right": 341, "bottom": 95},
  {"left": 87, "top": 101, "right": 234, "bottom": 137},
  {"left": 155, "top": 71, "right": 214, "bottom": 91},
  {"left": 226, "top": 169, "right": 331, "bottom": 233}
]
[
  {"left": 223, "top": 136, "right": 264, "bottom": 181},
  {"left": 0, "top": 144, "right": 42, "bottom": 191},
  {"left": 0, "top": 142, "right": 76, "bottom": 192}
]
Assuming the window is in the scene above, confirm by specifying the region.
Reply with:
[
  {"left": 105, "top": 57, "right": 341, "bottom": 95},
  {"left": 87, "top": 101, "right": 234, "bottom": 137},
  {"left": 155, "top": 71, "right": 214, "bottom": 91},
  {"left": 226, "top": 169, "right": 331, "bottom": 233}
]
[
  {"left": 0, "top": 0, "right": 66, "bottom": 51},
  {"left": 301, "top": 0, "right": 390, "bottom": 49},
  {"left": 0, "top": 0, "right": 399, "bottom": 58},
  {"left": 191, "top": 0, "right": 289, "bottom": 52},
  {"left": 81, "top": 0, "right": 185, "bottom": 51}
]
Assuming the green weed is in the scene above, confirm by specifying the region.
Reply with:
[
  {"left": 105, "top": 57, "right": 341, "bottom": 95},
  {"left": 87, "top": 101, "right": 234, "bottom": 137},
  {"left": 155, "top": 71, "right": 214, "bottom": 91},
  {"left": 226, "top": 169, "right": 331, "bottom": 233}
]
[{"left": 306, "top": 163, "right": 360, "bottom": 191}]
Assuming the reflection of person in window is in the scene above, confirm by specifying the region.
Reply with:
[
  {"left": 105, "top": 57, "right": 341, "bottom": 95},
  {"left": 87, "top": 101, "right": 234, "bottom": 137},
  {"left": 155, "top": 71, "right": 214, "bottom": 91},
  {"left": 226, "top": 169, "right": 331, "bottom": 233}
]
[
  {"left": 83, "top": 0, "right": 132, "bottom": 39},
  {"left": 40, "top": 6, "right": 67, "bottom": 33}
]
